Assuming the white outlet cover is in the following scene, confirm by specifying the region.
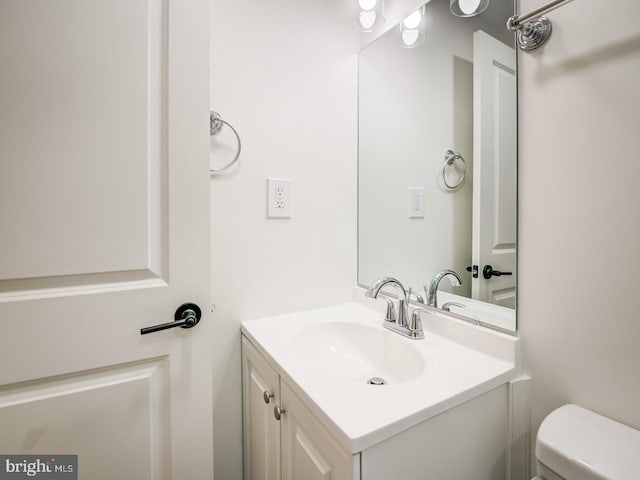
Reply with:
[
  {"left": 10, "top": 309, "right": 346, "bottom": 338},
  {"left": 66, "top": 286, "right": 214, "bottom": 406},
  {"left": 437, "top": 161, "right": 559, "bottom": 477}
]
[
  {"left": 408, "top": 186, "right": 425, "bottom": 218},
  {"left": 267, "top": 177, "right": 292, "bottom": 218}
]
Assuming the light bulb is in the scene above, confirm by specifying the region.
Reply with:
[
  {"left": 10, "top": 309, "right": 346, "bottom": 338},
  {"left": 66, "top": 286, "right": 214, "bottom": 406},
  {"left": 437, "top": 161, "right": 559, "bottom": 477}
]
[
  {"left": 359, "top": 10, "right": 377, "bottom": 30},
  {"left": 401, "top": 29, "right": 420, "bottom": 47},
  {"left": 403, "top": 10, "right": 422, "bottom": 29},
  {"left": 359, "top": 0, "right": 377, "bottom": 11},
  {"left": 458, "top": 0, "right": 481, "bottom": 15}
]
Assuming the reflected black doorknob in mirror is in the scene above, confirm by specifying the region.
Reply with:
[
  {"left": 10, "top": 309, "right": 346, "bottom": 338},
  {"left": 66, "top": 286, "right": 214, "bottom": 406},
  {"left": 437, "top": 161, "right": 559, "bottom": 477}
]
[
  {"left": 482, "top": 265, "right": 513, "bottom": 280},
  {"left": 466, "top": 265, "right": 479, "bottom": 278}
]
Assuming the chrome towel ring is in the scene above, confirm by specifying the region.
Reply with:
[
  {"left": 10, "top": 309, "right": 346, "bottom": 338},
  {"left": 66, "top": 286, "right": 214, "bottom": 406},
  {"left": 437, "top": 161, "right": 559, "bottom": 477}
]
[
  {"left": 442, "top": 149, "right": 466, "bottom": 190},
  {"left": 210, "top": 111, "right": 242, "bottom": 174}
]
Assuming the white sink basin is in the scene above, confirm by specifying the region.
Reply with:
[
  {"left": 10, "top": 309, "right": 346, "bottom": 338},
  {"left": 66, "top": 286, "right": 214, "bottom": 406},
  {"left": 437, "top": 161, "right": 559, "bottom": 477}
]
[
  {"left": 296, "top": 322, "right": 425, "bottom": 384},
  {"left": 241, "top": 301, "right": 518, "bottom": 453}
]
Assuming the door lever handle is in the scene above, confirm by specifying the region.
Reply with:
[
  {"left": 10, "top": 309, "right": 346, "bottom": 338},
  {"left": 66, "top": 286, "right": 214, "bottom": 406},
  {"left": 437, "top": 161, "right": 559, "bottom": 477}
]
[
  {"left": 482, "top": 265, "right": 513, "bottom": 279},
  {"left": 466, "top": 265, "right": 479, "bottom": 278},
  {"left": 140, "top": 303, "right": 202, "bottom": 335}
]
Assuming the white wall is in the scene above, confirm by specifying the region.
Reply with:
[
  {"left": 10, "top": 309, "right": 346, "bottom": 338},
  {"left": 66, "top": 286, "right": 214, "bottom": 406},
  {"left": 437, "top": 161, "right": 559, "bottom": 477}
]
[
  {"left": 518, "top": 0, "right": 640, "bottom": 460},
  {"left": 209, "top": 1, "right": 359, "bottom": 478}
]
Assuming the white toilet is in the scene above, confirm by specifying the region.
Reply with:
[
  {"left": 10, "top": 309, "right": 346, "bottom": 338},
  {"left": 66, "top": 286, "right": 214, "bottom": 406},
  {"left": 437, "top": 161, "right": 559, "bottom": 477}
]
[{"left": 533, "top": 404, "right": 640, "bottom": 479}]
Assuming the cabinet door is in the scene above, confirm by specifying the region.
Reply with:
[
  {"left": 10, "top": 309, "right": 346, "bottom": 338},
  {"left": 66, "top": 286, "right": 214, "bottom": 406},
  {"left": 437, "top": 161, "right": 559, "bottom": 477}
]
[
  {"left": 242, "top": 337, "right": 281, "bottom": 480},
  {"left": 281, "top": 381, "right": 354, "bottom": 480}
]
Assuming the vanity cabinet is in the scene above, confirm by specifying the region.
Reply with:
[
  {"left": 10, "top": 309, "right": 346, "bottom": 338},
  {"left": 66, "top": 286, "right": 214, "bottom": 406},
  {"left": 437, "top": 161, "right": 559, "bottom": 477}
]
[
  {"left": 242, "top": 336, "right": 358, "bottom": 480},
  {"left": 241, "top": 301, "right": 520, "bottom": 480},
  {"left": 242, "top": 336, "right": 281, "bottom": 480}
]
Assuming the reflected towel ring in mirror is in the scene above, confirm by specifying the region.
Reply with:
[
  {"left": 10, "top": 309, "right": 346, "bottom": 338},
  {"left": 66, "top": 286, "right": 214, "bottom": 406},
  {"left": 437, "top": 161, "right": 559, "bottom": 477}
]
[
  {"left": 210, "top": 111, "right": 242, "bottom": 174},
  {"left": 442, "top": 149, "right": 466, "bottom": 189}
]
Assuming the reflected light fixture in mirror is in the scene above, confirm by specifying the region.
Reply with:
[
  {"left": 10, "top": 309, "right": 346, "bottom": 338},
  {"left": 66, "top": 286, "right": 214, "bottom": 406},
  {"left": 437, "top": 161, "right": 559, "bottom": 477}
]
[
  {"left": 399, "top": 5, "right": 426, "bottom": 48},
  {"left": 357, "top": 0, "right": 385, "bottom": 32},
  {"left": 450, "top": 0, "right": 490, "bottom": 17}
]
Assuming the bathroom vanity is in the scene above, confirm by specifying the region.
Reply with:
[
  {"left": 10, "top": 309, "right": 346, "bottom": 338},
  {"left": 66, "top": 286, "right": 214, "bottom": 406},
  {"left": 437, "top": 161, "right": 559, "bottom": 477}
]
[
  {"left": 242, "top": 337, "right": 356, "bottom": 480},
  {"left": 241, "top": 300, "right": 519, "bottom": 480}
]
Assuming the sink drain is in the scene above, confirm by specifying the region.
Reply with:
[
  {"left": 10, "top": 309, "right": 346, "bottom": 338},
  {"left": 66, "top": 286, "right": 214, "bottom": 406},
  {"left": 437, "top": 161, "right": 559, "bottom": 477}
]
[{"left": 367, "top": 377, "right": 387, "bottom": 385}]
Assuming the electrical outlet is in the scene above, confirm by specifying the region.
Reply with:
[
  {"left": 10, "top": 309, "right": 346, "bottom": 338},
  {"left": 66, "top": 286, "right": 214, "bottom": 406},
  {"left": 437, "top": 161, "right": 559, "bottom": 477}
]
[
  {"left": 408, "top": 186, "right": 425, "bottom": 218},
  {"left": 267, "top": 177, "right": 292, "bottom": 218}
]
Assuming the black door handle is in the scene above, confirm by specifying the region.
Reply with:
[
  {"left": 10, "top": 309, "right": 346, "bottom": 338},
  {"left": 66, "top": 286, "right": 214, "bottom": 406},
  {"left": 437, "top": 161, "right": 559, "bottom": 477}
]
[
  {"left": 482, "top": 265, "right": 513, "bottom": 280},
  {"left": 140, "top": 303, "right": 202, "bottom": 335},
  {"left": 466, "top": 265, "right": 478, "bottom": 278}
]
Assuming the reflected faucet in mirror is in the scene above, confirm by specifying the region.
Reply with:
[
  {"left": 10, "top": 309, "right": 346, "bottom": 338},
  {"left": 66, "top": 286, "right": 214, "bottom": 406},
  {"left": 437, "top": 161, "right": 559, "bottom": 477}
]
[
  {"left": 442, "top": 301, "right": 465, "bottom": 312},
  {"left": 408, "top": 288, "right": 425, "bottom": 304},
  {"left": 426, "top": 270, "right": 463, "bottom": 309}
]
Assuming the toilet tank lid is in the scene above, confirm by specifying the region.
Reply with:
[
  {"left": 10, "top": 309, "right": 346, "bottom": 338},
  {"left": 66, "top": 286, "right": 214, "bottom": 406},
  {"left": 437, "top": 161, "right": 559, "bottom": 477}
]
[{"left": 536, "top": 404, "right": 640, "bottom": 480}]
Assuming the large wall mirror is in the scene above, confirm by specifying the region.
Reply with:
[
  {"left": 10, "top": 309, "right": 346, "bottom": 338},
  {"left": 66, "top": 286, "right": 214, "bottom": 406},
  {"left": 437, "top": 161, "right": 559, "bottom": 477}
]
[{"left": 358, "top": 0, "right": 517, "bottom": 332}]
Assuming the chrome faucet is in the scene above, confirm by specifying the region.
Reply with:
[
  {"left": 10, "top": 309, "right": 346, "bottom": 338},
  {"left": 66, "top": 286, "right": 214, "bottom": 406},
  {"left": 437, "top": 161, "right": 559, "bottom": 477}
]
[
  {"left": 425, "top": 270, "right": 463, "bottom": 308},
  {"left": 408, "top": 288, "right": 425, "bottom": 304},
  {"left": 365, "top": 277, "right": 424, "bottom": 339},
  {"left": 366, "top": 277, "right": 408, "bottom": 327}
]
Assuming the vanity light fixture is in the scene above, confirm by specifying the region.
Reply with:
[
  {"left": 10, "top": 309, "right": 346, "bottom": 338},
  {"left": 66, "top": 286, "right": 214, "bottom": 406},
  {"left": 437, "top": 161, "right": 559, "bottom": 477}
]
[
  {"left": 356, "top": 0, "right": 385, "bottom": 33},
  {"left": 399, "top": 5, "right": 426, "bottom": 49},
  {"left": 450, "top": 0, "right": 490, "bottom": 17}
]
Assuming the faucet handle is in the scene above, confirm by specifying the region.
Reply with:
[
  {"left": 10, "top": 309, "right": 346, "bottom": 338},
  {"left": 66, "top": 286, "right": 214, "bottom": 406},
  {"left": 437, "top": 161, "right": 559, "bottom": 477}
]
[
  {"left": 409, "top": 307, "right": 430, "bottom": 334},
  {"left": 409, "top": 311, "right": 422, "bottom": 332},
  {"left": 442, "top": 302, "right": 465, "bottom": 312},
  {"left": 378, "top": 294, "right": 397, "bottom": 322}
]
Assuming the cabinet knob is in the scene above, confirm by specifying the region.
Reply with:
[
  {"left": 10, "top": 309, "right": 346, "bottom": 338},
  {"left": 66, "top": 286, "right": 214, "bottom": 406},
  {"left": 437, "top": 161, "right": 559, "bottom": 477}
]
[
  {"left": 263, "top": 390, "right": 275, "bottom": 404},
  {"left": 274, "top": 405, "right": 286, "bottom": 421}
]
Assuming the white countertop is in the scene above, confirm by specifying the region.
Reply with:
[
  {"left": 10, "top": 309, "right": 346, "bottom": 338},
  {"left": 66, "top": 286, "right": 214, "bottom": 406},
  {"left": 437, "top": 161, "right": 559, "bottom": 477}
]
[{"left": 241, "top": 301, "right": 518, "bottom": 453}]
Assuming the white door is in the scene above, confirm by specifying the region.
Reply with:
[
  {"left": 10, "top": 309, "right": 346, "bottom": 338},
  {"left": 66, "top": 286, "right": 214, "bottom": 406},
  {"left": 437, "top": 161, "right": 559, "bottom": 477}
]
[
  {"left": 0, "top": 0, "right": 212, "bottom": 478},
  {"left": 472, "top": 30, "right": 517, "bottom": 308}
]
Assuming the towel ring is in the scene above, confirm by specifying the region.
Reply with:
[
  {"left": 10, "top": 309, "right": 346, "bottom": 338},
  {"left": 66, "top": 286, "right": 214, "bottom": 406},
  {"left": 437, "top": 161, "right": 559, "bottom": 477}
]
[
  {"left": 442, "top": 149, "right": 466, "bottom": 190},
  {"left": 210, "top": 111, "right": 242, "bottom": 174}
]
